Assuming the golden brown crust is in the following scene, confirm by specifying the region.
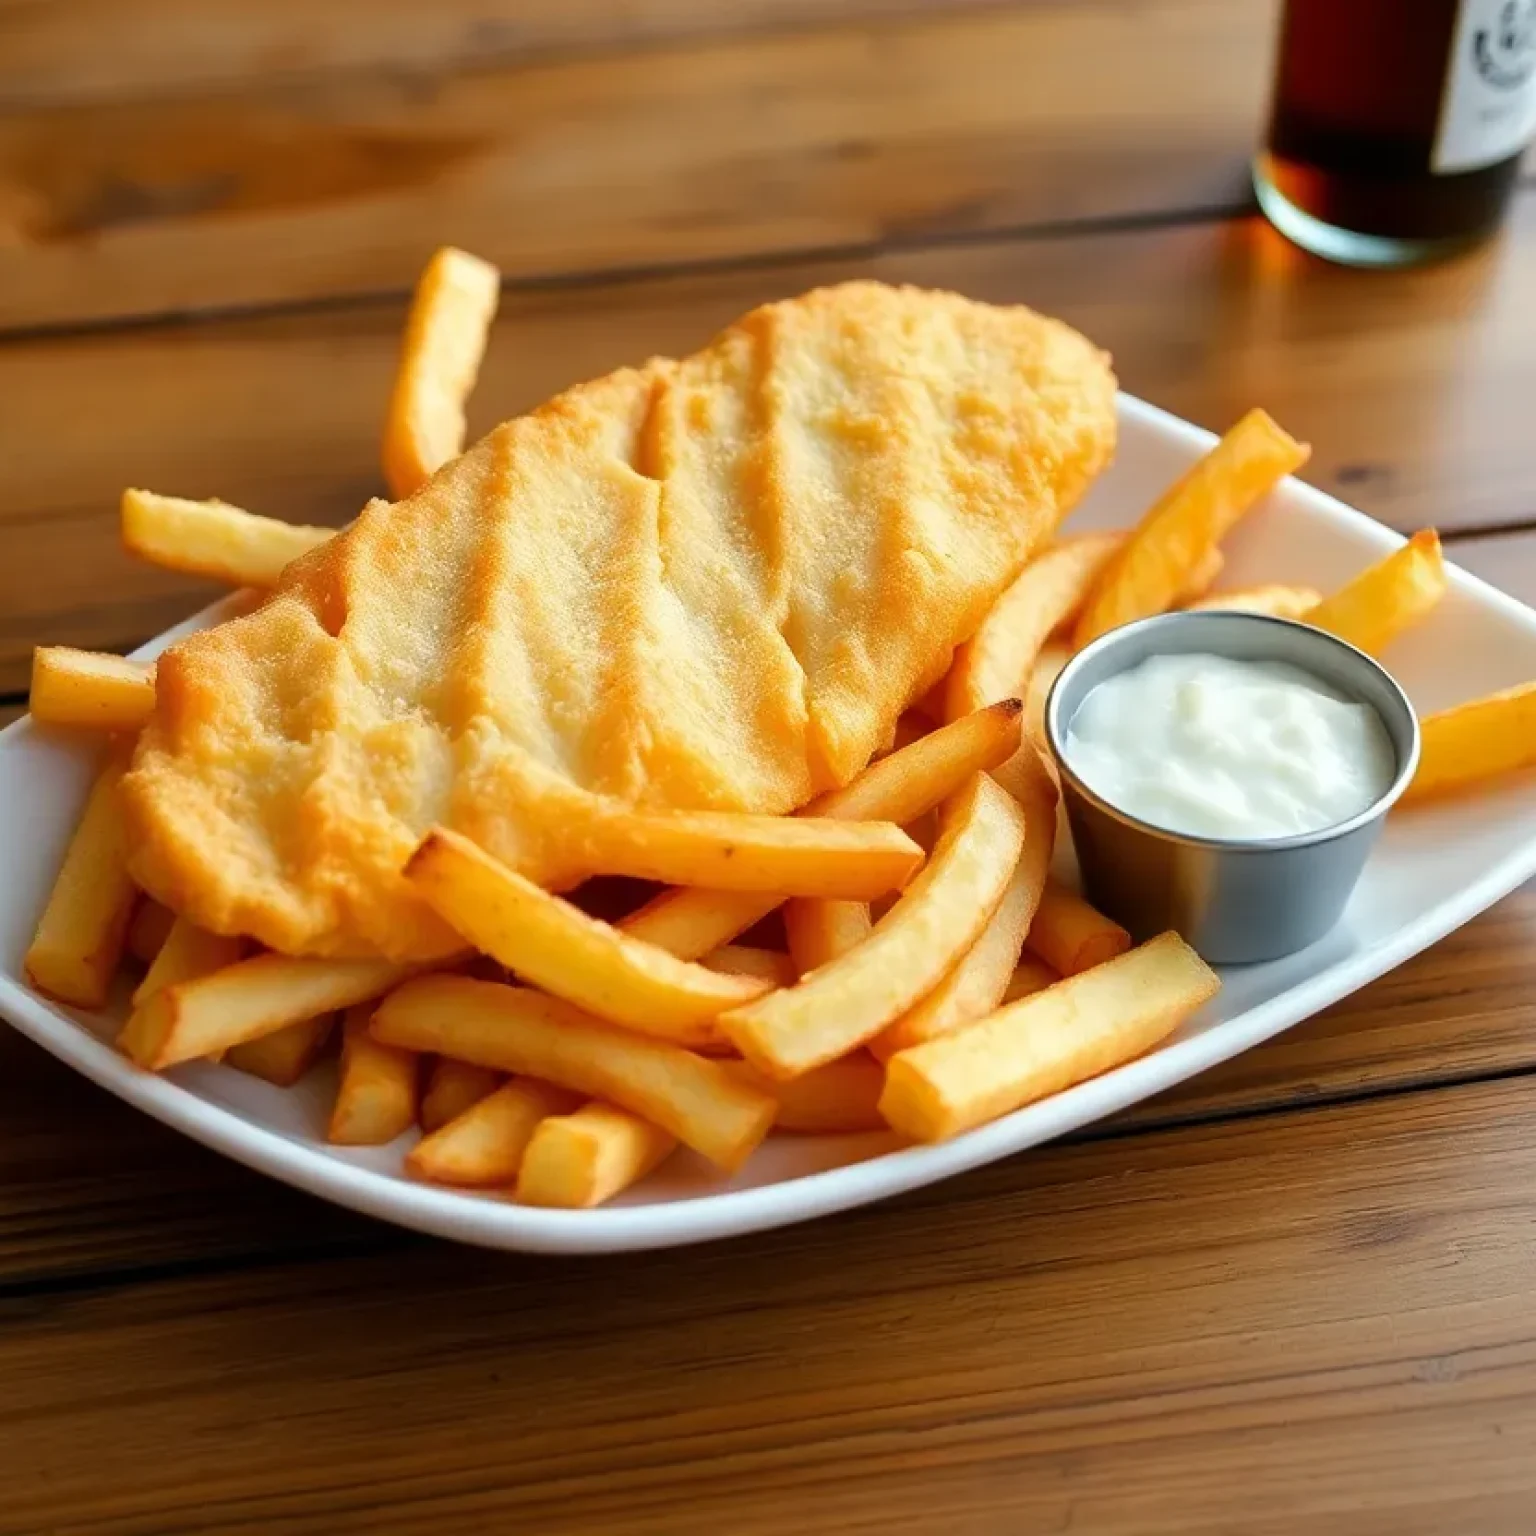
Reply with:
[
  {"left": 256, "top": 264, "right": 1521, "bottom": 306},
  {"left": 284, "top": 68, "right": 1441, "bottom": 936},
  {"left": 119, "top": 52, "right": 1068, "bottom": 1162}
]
[{"left": 123, "top": 283, "right": 1116, "bottom": 958}]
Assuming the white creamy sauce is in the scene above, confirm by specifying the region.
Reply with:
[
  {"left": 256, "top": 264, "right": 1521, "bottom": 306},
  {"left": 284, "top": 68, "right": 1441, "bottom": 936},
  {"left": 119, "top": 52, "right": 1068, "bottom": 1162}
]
[{"left": 1064, "top": 652, "right": 1396, "bottom": 840}]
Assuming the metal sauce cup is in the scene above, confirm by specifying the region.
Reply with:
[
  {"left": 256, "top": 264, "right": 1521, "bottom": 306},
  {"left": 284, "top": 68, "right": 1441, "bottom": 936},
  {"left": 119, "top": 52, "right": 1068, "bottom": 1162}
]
[{"left": 1045, "top": 611, "right": 1421, "bottom": 965}]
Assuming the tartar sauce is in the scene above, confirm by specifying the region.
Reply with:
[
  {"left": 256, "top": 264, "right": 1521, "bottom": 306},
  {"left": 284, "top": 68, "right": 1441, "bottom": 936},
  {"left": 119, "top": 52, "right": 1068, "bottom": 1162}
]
[{"left": 1064, "top": 652, "right": 1395, "bottom": 840}]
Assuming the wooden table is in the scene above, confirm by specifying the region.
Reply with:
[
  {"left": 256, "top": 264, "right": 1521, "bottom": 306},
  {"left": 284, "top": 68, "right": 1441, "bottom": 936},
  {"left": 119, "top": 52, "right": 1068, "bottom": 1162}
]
[{"left": 4, "top": 3, "right": 1536, "bottom": 1530}]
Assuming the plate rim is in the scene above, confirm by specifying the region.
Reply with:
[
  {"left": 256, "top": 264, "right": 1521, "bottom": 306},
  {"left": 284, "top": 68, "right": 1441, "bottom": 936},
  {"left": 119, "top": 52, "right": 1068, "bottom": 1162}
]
[{"left": 5, "top": 390, "right": 1535, "bottom": 1254}]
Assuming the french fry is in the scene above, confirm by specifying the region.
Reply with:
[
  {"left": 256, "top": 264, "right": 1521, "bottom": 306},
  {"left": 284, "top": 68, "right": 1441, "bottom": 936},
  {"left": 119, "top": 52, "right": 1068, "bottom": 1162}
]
[
  {"left": 408, "top": 1078, "right": 577, "bottom": 1187},
  {"left": 722, "top": 773, "right": 1027, "bottom": 1080},
  {"left": 24, "top": 753, "right": 137, "bottom": 1009},
  {"left": 405, "top": 828, "right": 769, "bottom": 1044},
  {"left": 1025, "top": 882, "right": 1131, "bottom": 977},
  {"left": 1024, "top": 642, "right": 1071, "bottom": 749},
  {"left": 419, "top": 1057, "right": 504, "bottom": 1133},
  {"left": 329, "top": 1004, "right": 420, "bottom": 1145},
  {"left": 130, "top": 915, "right": 244, "bottom": 1007},
  {"left": 118, "top": 955, "right": 412, "bottom": 1070},
  {"left": 382, "top": 246, "right": 501, "bottom": 499},
  {"left": 516, "top": 1102, "right": 678, "bottom": 1208},
  {"left": 617, "top": 888, "right": 784, "bottom": 967},
  {"left": 30, "top": 647, "right": 156, "bottom": 733},
  {"left": 871, "top": 740, "right": 1057, "bottom": 1061},
  {"left": 1178, "top": 545, "right": 1225, "bottom": 603},
  {"left": 1002, "top": 955, "right": 1058, "bottom": 1003},
  {"left": 1074, "top": 409, "right": 1311, "bottom": 647},
  {"left": 782, "top": 898, "right": 873, "bottom": 974},
  {"left": 699, "top": 945, "right": 799, "bottom": 988},
  {"left": 226, "top": 1015, "right": 335, "bottom": 1086},
  {"left": 727, "top": 1052, "right": 887, "bottom": 1133},
  {"left": 943, "top": 534, "right": 1121, "bottom": 723},
  {"left": 1400, "top": 680, "right": 1536, "bottom": 804},
  {"left": 814, "top": 699, "right": 1028, "bottom": 824},
  {"left": 125, "top": 897, "right": 175, "bottom": 966},
  {"left": 372, "top": 976, "right": 776, "bottom": 1170},
  {"left": 122, "top": 489, "right": 332, "bottom": 588},
  {"left": 580, "top": 807, "right": 922, "bottom": 899},
  {"left": 618, "top": 700, "right": 1023, "bottom": 960},
  {"left": 1301, "top": 530, "right": 1446, "bottom": 656},
  {"left": 1186, "top": 583, "right": 1323, "bottom": 620},
  {"left": 881, "top": 932, "right": 1220, "bottom": 1141}
]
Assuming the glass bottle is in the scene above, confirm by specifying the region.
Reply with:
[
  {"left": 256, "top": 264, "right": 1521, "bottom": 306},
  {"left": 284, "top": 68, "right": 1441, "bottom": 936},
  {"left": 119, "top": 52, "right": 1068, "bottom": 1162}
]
[{"left": 1255, "top": 0, "right": 1536, "bottom": 265}]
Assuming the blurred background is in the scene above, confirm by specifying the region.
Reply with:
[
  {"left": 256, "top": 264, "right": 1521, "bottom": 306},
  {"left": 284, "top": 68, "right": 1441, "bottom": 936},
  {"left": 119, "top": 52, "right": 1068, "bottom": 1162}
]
[{"left": 0, "top": 0, "right": 1532, "bottom": 703}]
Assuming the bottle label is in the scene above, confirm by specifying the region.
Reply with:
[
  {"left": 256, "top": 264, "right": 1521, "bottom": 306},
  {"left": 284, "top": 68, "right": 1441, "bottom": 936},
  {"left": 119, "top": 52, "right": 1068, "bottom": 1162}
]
[{"left": 1434, "top": 0, "right": 1536, "bottom": 172}]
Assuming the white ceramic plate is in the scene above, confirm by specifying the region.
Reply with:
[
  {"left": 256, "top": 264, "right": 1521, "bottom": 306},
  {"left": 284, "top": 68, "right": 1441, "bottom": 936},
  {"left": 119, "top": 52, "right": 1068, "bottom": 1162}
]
[{"left": 5, "top": 394, "right": 1536, "bottom": 1254}]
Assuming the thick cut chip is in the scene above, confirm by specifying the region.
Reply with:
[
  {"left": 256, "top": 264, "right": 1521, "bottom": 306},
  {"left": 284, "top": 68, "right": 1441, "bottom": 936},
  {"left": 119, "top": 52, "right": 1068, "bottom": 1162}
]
[
  {"left": 871, "top": 740, "right": 1057, "bottom": 1060},
  {"left": 516, "top": 1102, "right": 678, "bottom": 1208},
  {"left": 881, "top": 932, "right": 1220, "bottom": 1141},
  {"left": 1002, "top": 956, "right": 1058, "bottom": 1003},
  {"left": 329, "top": 1004, "right": 419, "bottom": 1145},
  {"left": 30, "top": 648, "right": 156, "bottom": 733},
  {"left": 118, "top": 954, "right": 411, "bottom": 1070},
  {"left": 25, "top": 753, "right": 138, "bottom": 1009},
  {"left": 943, "top": 533, "right": 1119, "bottom": 722},
  {"left": 382, "top": 247, "right": 501, "bottom": 500},
  {"left": 1179, "top": 545, "right": 1224, "bottom": 603},
  {"left": 123, "top": 284, "right": 1116, "bottom": 959},
  {"left": 726, "top": 1053, "right": 887, "bottom": 1132},
  {"left": 405, "top": 827, "right": 769, "bottom": 1044},
  {"left": 372, "top": 975, "right": 776, "bottom": 1170},
  {"left": 783, "top": 897, "right": 874, "bottom": 974},
  {"left": 131, "top": 915, "right": 244, "bottom": 1007},
  {"left": 1400, "top": 680, "right": 1536, "bottom": 804},
  {"left": 125, "top": 897, "right": 175, "bottom": 966},
  {"left": 419, "top": 1058, "right": 505, "bottom": 1133},
  {"left": 409, "top": 1078, "right": 578, "bottom": 1187},
  {"left": 1301, "top": 530, "right": 1445, "bottom": 656},
  {"left": 619, "top": 699, "right": 1023, "bottom": 961},
  {"left": 574, "top": 808, "right": 922, "bottom": 898},
  {"left": 722, "top": 772, "right": 1028, "bottom": 1079},
  {"left": 226, "top": 1015, "right": 335, "bottom": 1086},
  {"left": 699, "top": 945, "right": 799, "bottom": 987},
  {"left": 1074, "top": 409, "right": 1309, "bottom": 648},
  {"left": 122, "top": 489, "right": 333, "bottom": 589},
  {"left": 1025, "top": 882, "right": 1131, "bottom": 976}
]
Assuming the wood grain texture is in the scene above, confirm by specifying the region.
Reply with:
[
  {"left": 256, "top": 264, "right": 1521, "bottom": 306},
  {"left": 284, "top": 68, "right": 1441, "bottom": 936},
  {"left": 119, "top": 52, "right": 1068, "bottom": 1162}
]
[
  {"left": 6, "top": 880, "right": 1536, "bottom": 1291},
  {"left": 4, "top": 1073, "right": 1536, "bottom": 1535},
  {"left": 0, "top": 0, "right": 1271, "bottom": 326},
  {"left": 5, "top": 197, "right": 1536, "bottom": 689},
  {"left": 0, "top": 0, "right": 1021, "bottom": 104}
]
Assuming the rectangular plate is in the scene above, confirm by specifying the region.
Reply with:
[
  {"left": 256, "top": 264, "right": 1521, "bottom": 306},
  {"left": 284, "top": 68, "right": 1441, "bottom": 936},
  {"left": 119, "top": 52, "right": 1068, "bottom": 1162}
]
[{"left": 4, "top": 394, "right": 1535, "bottom": 1254}]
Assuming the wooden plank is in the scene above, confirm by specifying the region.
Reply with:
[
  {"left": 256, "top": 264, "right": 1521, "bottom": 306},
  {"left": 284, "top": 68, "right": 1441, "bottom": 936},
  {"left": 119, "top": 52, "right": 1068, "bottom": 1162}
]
[
  {"left": 4, "top": 199, "right": 1536, "bottom": 689},
  {"left": 6, "top": 878, "right": 1536, "bottom": 1289},
  {"left": 0, "top": 0, "right": 1271, "bottom": 327},
  {"left": 0, "top": 0, "right": 1020, "bottom": 104},
  {"left": 4, "top": 1073, "right": 1536, "bottom": 1533}
]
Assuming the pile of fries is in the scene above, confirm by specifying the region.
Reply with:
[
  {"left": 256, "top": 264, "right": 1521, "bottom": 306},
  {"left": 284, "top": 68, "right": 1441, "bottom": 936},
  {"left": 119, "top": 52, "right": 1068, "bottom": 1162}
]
[{"left": 23, "top": 248, "right": 1536, "bottom": 1211}]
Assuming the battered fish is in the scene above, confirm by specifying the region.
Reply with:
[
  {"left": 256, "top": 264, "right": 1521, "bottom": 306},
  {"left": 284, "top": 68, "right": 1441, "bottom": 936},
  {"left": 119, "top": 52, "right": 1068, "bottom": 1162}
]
[{"left": 123, "top": 283, "right": 1116, "bottom": 958}]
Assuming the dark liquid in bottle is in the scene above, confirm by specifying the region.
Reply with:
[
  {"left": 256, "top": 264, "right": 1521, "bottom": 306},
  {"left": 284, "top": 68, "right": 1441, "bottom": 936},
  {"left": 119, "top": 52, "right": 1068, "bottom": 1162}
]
[{"left": 1259, "top": 0, "right": 1528, "bottom": 257}]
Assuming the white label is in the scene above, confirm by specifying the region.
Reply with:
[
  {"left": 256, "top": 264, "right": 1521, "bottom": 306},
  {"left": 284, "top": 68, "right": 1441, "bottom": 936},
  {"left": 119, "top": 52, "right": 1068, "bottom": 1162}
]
[{"left": 1434, "top": 0, "right": 1536, "bottom": 173}]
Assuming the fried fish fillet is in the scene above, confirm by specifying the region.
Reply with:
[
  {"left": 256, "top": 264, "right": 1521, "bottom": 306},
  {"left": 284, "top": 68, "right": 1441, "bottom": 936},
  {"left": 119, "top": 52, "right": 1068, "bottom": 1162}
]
[{"left": 123, "top": 283, "right": 1116, "bottom": 959}]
